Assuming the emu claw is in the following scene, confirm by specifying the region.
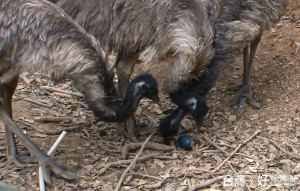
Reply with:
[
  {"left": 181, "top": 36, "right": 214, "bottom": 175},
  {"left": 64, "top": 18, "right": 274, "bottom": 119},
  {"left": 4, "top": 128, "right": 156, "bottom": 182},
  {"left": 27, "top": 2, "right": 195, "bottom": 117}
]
[
  {"left": 230, "top": 84, "right": 261, "bottom": 116},
  {"left": 7, "top": 155, "right": 28, "bottom": 168},
  {"left": 38, "top": 156, "right": 77, "bottom": 184}
]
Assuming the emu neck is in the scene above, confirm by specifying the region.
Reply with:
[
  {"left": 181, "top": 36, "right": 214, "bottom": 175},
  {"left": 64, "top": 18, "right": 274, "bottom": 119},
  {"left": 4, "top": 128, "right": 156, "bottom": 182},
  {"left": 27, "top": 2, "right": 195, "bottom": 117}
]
[
  {"left": 114, "top": 86, "right": 142, "bottom": 122},
  {"left": 159, "top": 107, "right": 188, "bottom": 142}
]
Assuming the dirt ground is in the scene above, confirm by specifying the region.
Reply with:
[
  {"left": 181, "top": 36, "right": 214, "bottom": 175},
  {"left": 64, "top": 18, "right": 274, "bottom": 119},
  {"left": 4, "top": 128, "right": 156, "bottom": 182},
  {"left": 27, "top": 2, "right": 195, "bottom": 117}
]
[{"left": 1, "top": 6, "right": 300, "bottom": 191}]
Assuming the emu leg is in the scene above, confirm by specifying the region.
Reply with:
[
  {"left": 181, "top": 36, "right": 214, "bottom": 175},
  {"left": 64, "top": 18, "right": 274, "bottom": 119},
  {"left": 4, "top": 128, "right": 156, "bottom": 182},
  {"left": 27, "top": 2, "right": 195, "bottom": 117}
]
[
  {"left": 116, "top": 55, "right": 139, "bottom": 142},
  {"left": 0, "top": 78, "right": 26, "bottom": 167},
  {"left": 0, "top": 106, "right": 77, "bottom": 183},
  {"left": 230, "top": 35, "right": 262, "bottom": 116}
]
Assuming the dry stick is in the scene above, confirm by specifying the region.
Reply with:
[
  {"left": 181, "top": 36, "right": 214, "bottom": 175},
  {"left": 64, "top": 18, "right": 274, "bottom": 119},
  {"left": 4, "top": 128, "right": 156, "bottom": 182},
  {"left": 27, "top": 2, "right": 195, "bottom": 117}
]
[
  {"left": 33, "top": 116, "right": 72, "bottom": 123},
  {"left": 199, "top": 135, "right": 230, "bottom": 157},
  {"left": 212, "top": 130, "right": 261, "bottom": 173},
  {"left": 264, "top": 137, "right": 300, "bottom": 160},
  {"left": 99, "top": 154, "right": 177, "bottom": 175},
  {"left": 20, "top": 74, "right": 33, "bottom": 84},
  {"left": 16, "top": 119, "right": 77, "bottom": 135},
  {"left": 23, "top": 98, "right": 52, "bottom": 108},
  {"left": 114, "top": 130, "right": 157, "bottom": 191},
  {"left": 53, "top": 92, "right": 73, "bottom": 99},
  {"left": 144, "top": 182, "right": 163, "bottom": 189},
  {"left": 122, "top": 142, "right": 175, "bottom": 159},
  {"left": 189, "top": 176, "right": 224, "bottom": 191},
  {"left": 40, "top": 86, "right": 84, "bottom": 97}
]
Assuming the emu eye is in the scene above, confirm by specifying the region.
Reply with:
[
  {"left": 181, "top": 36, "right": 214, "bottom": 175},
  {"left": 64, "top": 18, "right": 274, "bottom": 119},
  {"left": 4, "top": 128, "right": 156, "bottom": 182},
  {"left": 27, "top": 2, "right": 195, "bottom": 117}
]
[{"left": 138, "top": 83, "right": 149, "bottom": 91}]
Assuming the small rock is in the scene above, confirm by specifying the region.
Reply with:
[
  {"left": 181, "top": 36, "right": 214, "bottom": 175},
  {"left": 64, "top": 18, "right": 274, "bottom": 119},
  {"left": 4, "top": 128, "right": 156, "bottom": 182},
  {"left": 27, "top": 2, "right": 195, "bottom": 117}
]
[
  {"left": 295, "top": 131, "right": 300, "bottom": 138},
  {"left": 212, "top": 121, "right": 220, "bottom": 129},
  {"left": 267, "top": 126, "right": 280, "bottom": 134},
  {"left": 250, "top": 113, "right": 259, "bottom": 121},
  {"left": 224, "top": 111, "right": 231, "bottom": 116},
  {"left": 228, "top": 115, "right": 237, "bottom": 122},
  {"left": 215, "top": 112, "right": 223, "bottom": 116},
  {"left": 244, "top": 122, "right": 251, "bottom": 128}
]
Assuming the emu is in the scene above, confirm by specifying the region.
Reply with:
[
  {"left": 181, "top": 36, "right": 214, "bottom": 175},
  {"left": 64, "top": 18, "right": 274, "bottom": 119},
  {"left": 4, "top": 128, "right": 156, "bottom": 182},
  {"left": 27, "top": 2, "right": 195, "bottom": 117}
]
[
  {"left": 0, "top": 0, "right": 158, "bottom": 183},
  {"left": 158, "top": 0, "right": 289, "bottom": 143},
  {"left": 53, "top": 0, "right": 215, "bottom": 142}
]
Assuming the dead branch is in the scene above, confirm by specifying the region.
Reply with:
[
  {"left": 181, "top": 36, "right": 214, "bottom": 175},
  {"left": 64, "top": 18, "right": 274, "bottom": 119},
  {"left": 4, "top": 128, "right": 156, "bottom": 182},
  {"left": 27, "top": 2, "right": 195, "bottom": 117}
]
[
  {"left": 259, "top": 136, "right": 300, "bottom": 160},
  {"left": 23, "top": 98, "right": 52, "bottom": 108},
  {"left": 129, "top": 172, "right": 164, "bottom": 182},
  {"left": 33, "top": 116, "right": 72, "bottom": 123},
  {"left": 213, "top": 130, "right": 261, "bottom": 172},
  {"left": 176, "top": 186, "right": 188, "bottom": 191},
  {"left": 40, "top": 86, "right": 84, "bottom": 97},
  {"left": 199, "top": 135, "right": 230, "bottom": 156},
  {"left": 122, "top": 142, "right": 175, "bottom": 159},
  {"left": 114, "top": 129, "right": 157, "bottom": 191},
  {"left": 189, "top": 176, "right": 224, "bottom": 191},
  {"left": 144, "top": 181, "right": 163, "bottom": 189},
  {"left": 53, "top": 92, "right": 73, "bottom": 98},
  {"left": 19, "top": 74, "right": 34, "bottom": 84},
  {"left": 17, "top": 119, "right": 78, "bottom": 135},
  {"left": 100, "top": 153, "right": 165, "bottom": 175}
]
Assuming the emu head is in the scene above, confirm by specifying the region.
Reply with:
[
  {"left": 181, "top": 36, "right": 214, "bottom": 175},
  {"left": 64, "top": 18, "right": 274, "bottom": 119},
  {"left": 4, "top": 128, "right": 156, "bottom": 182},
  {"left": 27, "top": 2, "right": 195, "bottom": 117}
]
[
  {"left": 170, "top": 90, "right": 208, "bottom": 129},
  {"left": 128, "top": 72, "right": 159, "bottom": 103}
]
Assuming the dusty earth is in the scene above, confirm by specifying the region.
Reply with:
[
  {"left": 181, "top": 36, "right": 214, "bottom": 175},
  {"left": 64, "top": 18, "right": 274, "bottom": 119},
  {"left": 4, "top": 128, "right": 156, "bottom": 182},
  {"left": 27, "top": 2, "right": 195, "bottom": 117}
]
[{"left": 1, "top": 5, "right": 300, "bottom": 191}]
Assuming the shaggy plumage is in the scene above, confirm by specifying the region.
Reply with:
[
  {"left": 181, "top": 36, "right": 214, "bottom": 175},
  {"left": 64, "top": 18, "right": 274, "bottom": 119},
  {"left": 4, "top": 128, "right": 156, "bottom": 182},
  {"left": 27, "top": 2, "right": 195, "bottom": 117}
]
[
  {"left": 159, "top": 0, "right": 289, "bottom": 142},
  {"left": 0, "top": 0, "right": 158, "bottom": 182},
  {"left": 54, "top": 0, "right": 215, "bottom": 141}
]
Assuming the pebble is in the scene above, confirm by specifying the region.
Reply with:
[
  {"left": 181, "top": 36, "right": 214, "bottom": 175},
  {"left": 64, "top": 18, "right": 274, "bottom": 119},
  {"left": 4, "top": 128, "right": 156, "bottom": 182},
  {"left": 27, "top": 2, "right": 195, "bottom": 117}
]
[
  {"left": 296, "top": 131, "right": 300, "bottom": 138},
  {"left": 212, "top": 121, "right": 220, "bottom": 129},
  {"left": 228, "top": 115, "right": 237, "bottom": 122}
]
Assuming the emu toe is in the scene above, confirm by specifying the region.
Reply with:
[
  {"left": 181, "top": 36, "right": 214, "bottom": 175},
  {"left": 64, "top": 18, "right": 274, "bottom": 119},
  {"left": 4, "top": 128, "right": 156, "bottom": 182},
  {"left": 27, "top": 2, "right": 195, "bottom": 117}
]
[{"left": 229, "top": 84, "right": 261, "bottom": 116}]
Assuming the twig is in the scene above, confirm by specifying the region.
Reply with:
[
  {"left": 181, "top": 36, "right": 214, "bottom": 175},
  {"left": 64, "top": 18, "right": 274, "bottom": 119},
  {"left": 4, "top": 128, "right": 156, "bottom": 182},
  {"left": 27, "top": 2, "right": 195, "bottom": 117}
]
[
  {"left": 17, "top": 120, "right": 77, "bottom": 135},
  {"left": 20, "top": 74, "right": 34, "bottom": 84},
  {"left": 53, "top": 92, "right": 73, "bottom": 99},
  {"left": 33, "top": 116, "right": 72, "bottom": 123},
  {"left": 144, "top": 181, "right": 163, "bottom": 189},
  {"left": 122, "top": 142, "right": 175, "bottom": 159},
  {"left": 23, "top": 98, "right": 52, "bottom": 108},
  {"left": 114, "top": 129, "right": 157, "bottom": 191},
  {"left": 262, "top": 137, "right": 300, "bottom": 160},
  {"left": 129, "top": 172, "right": 164, "bottom": 182},
  {"left": 212, "top": 130, "right": 261, "bottom": 172},
  {"left": 40, "top": 86, "right": 84, "bottom": 97},
  {"left": 176, "top": 186, "right": 188, "bottom": 191},
  {"left": 199, "top": 135, "right": 230, "bottom": 156},
  {"left": 189, "top": 176, "right": 224, "bottom": 191},
  {"left": 99, "top": 153, "right": 177, "bottom": 175}
]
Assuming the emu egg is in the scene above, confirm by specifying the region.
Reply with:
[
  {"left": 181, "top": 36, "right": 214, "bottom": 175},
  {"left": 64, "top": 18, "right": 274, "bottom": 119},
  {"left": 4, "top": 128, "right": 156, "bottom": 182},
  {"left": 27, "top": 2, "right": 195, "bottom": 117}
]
[{"left": 177, "top": 134, "right": 195, "bottom": 151}]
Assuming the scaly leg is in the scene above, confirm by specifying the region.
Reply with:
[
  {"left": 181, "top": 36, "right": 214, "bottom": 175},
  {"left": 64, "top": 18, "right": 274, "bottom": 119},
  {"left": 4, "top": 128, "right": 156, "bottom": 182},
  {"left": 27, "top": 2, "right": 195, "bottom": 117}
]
[
  {"left": 230, "top": 34, "right": 262, "bottom": 116},
  {"left": 0, "top": 105, "right": 76, "bottom": 184},
  {"left": 0, "top": 78, "right": 26, "bottom": 167},
  {"left": 116, "top": 55, "right": 140, "bottom": 142}
]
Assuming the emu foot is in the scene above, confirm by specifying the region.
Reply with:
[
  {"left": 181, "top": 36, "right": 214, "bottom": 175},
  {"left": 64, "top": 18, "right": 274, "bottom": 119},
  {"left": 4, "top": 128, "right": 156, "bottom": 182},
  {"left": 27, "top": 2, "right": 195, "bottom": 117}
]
[
  {"left": 36, "top": 153, "right": 77, "bottom": 184},
  {"left": 7, "top": 155, "right": 28, "bottom": 168},
  {"left": 229, "top": 84, "right": 261, "bottom": 116},
  {"left": 0, "top": 108, "right": 77, "bottom": 184}
]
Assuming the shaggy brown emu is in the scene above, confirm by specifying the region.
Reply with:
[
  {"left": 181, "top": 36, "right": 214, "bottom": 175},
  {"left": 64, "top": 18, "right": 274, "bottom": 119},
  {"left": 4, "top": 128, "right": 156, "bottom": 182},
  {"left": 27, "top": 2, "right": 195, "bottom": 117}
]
[
  {"left": 158, "top": 0, "right": 289, "bottom": 143},
  {"left": 53, "top": 0, "right": 215, "bottom": 142},
  {"left": 0, "top": 0, "right": 158, "bottom": 182},
  {"left": 209, "top": 0, "right": 289, "bottom": 116}
]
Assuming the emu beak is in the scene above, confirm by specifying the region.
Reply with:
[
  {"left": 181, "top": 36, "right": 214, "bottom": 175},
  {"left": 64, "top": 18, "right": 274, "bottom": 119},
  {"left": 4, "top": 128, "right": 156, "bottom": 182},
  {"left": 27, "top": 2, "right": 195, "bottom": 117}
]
[{"left": 147, "top": 93, "right": 160, "bottom": 105}]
